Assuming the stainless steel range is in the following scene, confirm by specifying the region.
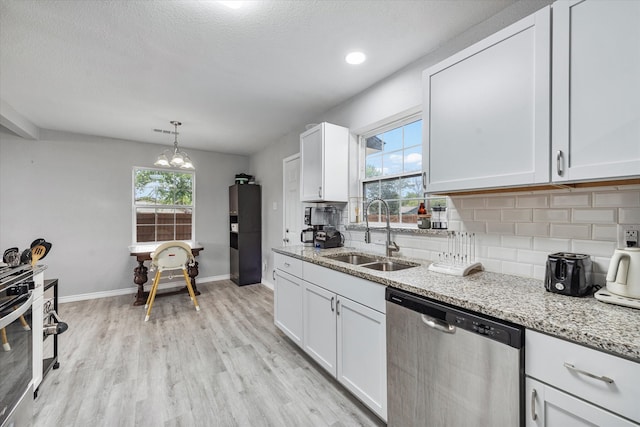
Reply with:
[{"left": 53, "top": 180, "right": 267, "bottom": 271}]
[{"left": 0, "top": 264, "right": 46, "bottom": 427}]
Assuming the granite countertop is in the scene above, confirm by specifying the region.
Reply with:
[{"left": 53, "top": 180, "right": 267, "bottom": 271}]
[{"left": 273, "top": 245, "right": 640, "bottom": 362}]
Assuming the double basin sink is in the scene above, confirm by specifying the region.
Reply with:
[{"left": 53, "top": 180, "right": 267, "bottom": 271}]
[{"left": 324, "top": 253, "right": 418, "bottom": 272}]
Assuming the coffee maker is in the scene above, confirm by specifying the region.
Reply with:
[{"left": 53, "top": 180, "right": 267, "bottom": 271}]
[{"left": 300, "top": 206, "right": 340, "bottom": 246}]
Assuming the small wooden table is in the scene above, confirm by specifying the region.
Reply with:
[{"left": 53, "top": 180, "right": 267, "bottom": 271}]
[{"left": 129, "top": 243, "right": 203, "bottom": 306}]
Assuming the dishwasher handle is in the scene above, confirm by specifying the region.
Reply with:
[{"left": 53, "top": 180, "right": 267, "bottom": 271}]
[{"left": 421, "top": 314, "right": 456, "bottom": 334}]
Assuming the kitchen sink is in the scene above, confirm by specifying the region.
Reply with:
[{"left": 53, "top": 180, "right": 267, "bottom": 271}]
[
  {"left": 325, "top": 253, "right": 380, "bottom": 265},
  {"left": 361, "top": 261, "right": 417, "bottom": 272}
]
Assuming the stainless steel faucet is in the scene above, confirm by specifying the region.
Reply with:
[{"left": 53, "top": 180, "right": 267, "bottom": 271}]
[{"left": 364, "top": 197, "right": 400, "bottom": 257}]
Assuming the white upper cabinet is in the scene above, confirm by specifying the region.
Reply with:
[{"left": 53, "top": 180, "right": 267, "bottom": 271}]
[
  {"left": 300, "top": 122, "right": 349, "bottom": 202},
  {"left": 423, "top": 7, "right": 551, "bottom": 193},
  {"left": 552, "top": 0, "right": 640, "bottom": 182}
]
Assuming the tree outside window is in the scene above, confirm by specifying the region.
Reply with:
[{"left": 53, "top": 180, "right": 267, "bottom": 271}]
[{"left": 133, "top": 168, "right": 194, "bottom": 243}]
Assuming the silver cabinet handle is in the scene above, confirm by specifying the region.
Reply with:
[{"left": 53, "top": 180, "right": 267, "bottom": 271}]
[
  {"left": 330, "top": 296, "right": 335, "bottom": 312},
  {"left": 421, "top": 314, "right": 455, "bottom": 334},
  {"left": 318, "top": 186, "right": 322, "bottom": 198},
  {"left": 530, "top": 388, "right": 538, "bottom": 421},
  {"left": 556, "top": 150, "right": 564, "bottom": 176},
  {"left": 563, "top": 362, "right": 614, "bottom": 384},
  {"left": 422, "top": 171, "right": 427, "bottom": 190},
  {"left": 336, "top": 299, "right": 340, "bottom": 315},
  {"left": 272, "top": 270, "right": 276, "bottom": 281}
]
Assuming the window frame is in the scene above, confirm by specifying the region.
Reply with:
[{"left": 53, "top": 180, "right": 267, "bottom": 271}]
[
  {"left": 131, "top": 166, "right": 196, "bottom": 244},
  {"left": 359, "top": 113, "right": 424, "bottom": 227}
]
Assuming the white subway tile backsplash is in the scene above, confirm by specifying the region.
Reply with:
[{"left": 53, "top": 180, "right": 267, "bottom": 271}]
[
  {"left": 516, "top": 222, "right": 549, "bottom": 237},
  {"left": 592, "top": 224, "right": 617, "bottom": 241},
  {"left": 572, "top": 208, "right": 616, "bottom": 224},
  {"left": 501, "top": 235, "right": 532, "bottom": 249},
  {"left": 517, "top": 249, "right": 548, "bottom": 265},
  {"left": 619, "top": 208, "right": 640, "bottom": 224},
  {"left": 461, "top": 221, "right": 486, "bottom": 233},
  {"left": 592, "top": 256, "right": 613, "bottom": 276},
  {"left": 533, "top": 237, "right": 571, "bottom": 253},
  {"left": 486, "top": 196, "right": 515, "bottom": 208},
  {"left": 487, "top": 222, "right": 515, "bottom": 234},
  {"left": 501, "top": 261, "right": 533, "bottom": 277},
  {"left": 475, "top": 209, "right": 501, "bottom": 221},
  {"left": 550, "top": 192, "right": 591, "bottom": 207},
  {"left": 487, "top": 246, "right": 518, "bottom": 261},
  {"left": 550, "top": 224, "right": 591, "bottom": 239},
  {"left": 502, "top": 209, "right": 532, "bottom": 222},
  {"left": 458, "top": 197, "right": 486, "bottom": 209},
  {"left": 343, "top": 186, "right": 638, "bottom": 282},
  {"left": 478, "top": 258, "right": 501, "bottom": 273},
  {"left": 476, "top": 234, "right": 502, "bottom": 247},
  {"left": 516, "top": 195, "right": 549, "bottom": 208},
  {"left": 533, "top": 265, "right": 546, "bottom": 281},
  {"left": 533, "top": 209, "right": 570, "bottom": 222},
  {"left": 594, "top": 191, "right": 640, "bottom": 207},
  {"left": 571, "top": 239, "right": 616, "bottom": 257}
]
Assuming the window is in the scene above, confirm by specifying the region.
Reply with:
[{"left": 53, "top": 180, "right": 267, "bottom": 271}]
[
  {"left": 361, "top": 117, "right": 423, "bottom": 225},
  {"left": 133, "top": 168, "right": 194, "bottom": 243}
]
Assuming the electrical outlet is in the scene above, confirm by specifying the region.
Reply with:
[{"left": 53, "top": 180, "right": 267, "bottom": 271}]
[{"left": 618, "top": 225, "right": 640, "bottom": 248}]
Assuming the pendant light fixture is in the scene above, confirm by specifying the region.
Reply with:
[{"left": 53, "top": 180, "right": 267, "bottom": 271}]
[{"left": 154, "top": 121, "right": 194, "bottom": 170}]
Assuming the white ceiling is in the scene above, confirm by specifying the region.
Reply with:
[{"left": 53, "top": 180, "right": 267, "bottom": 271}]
[{"left": 0, "top": 0, "right": 516, "bottom": 155}]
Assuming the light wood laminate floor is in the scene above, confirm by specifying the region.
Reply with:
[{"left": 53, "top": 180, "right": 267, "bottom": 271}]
[{"left": 33, "top": 280, "right": 385, "bottom": 427}]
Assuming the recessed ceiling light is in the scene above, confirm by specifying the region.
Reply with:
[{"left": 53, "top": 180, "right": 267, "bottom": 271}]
[
  {"left": 219, "top": 1, "right": 243, "bottom": 9},
  {"left": 345, "top": 51, "right": 366, "bottom": 65}
]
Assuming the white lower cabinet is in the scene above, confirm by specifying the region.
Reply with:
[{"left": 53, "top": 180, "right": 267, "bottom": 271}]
[
  {"left": 526, "top": 329, "right": 640, "bottom": 426},
  {"left": 273, "top": 252, "right": 387, "bottom": 421},
  {"left": 526, "top": 377, "right": 637, "bottom": 427},
  {"left": 335, "top": 296, "right": 386, "bottom": 420},
  {"left": 303, "top": 281, "right": 337, "bottom": 374},
  {"left": 273, "top": 269, "right": 304, "bottom": 346},
  {"left": 302, "top": 280, "right": 387, "bottom": 420}
]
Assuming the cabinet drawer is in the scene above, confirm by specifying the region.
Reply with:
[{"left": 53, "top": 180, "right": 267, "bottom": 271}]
[
  {"left": 526, "top": 329, "right": 640, "bottom": 423},
  {"left": 274, "top": 253, "right": 303, "bottom": 278},
  {"left": 303, "top": 262, "right": 385, "bottom": 313}
]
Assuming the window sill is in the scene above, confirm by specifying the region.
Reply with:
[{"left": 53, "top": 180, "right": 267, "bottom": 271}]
[{"left": 345, "top": 224, "right": 449, "bottom": 236}]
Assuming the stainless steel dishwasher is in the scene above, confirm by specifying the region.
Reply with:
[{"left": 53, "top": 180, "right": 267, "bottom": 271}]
[{"left": 386, "top": 288, "right": 524, "bottom": 427}]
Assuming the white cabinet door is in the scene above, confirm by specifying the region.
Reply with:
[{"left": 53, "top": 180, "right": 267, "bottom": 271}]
[
  {"left": 526, "top": 377, "right": 638, "bottom": 427},
  {"left": 336, "top": 296, "right": 387, "bottom": 420},
  {"left": 423, "top": 7, "right": 550, "bottom": 193},
  {"left": 300, "top": 125, "right": 323, "bottom": 201},
  {"left": 552, "top": 0, "right": 640, "bottom": 182},
  {"left": 303, "top": 281, "right": 337, "bottom": 375},
  {"left": 274, "top": 270, "right": 304, "bottom": 346},
  {"left": 300, "top": 122, "right": 349, "bottom": 202}
]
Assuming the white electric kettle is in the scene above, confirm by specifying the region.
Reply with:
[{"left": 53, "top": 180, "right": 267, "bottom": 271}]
[
  {"left": 606, "top": 247, "right": 640, "bottom": 298},
  {"left": 595, "top": 247, "right": 640, "bottom": 308}
]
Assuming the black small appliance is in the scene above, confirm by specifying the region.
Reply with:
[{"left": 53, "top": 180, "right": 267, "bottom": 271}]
[
  {"left": 544, "top": 252, "right": 592, "bottom": 296},
  {"left": 315, "top": 228, "right": 344, "bottom": 249}
]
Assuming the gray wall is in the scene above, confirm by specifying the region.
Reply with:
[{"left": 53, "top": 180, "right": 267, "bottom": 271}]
[
  {"left": 253, "top": 0, "right": 551, "bottom": 284},
  {"left": 0, "top": 129, "right": 249, "bottom": 298}
]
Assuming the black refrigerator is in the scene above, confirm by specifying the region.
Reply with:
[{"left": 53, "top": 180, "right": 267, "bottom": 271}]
[{"left": 229, "top": 183, "right": 261, "bottom": 285}]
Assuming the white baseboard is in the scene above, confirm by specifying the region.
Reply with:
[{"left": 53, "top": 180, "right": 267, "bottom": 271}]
[
  {"left": 59, "top": 274, "right": 230, "bottom": 303},
  {"left": 261, "top": 279, "right": 274, "bottom": 291}
]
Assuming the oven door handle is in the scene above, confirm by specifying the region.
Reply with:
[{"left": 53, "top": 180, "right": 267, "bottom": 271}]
[{"left": 0, "top": 292, "right": 33, "bottom": 329}]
